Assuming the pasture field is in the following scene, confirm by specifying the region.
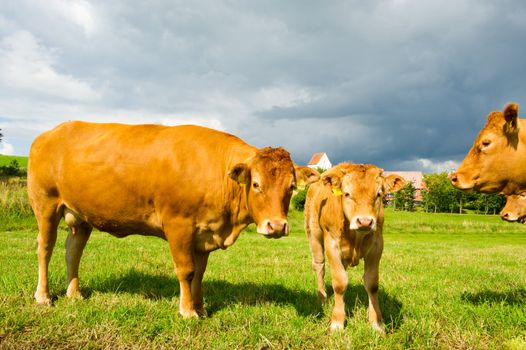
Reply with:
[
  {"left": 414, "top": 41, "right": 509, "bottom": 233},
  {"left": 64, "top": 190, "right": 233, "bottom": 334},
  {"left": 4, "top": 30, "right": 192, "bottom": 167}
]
[
  {"left": 0, "top": 155, "right": 28, "bottom": 168},
  {"left": 1, "top": 201, "right": 526, "bottom": 349}
]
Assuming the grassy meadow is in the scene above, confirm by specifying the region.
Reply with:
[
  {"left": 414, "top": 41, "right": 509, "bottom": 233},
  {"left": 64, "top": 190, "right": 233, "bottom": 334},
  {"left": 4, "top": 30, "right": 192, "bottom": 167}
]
[
  {"left": 1, "top": 180, "right": 526, "bottom": 349},
  {"left": 0, "top": 155, "right": 28, "bottom": 168}
]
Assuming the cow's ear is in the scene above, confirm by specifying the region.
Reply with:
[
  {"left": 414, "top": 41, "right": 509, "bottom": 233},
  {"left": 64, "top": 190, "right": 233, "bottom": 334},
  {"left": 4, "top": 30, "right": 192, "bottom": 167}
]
[
  {"left": 504, "top": 103, "right": 519, "bottom": 134},
  {"left": 228, "top": 163, "right": 250, "bottom": 185},
  {"left": 384, "top": 174, "right": 405, "bottom": 193},
  {"left": 322, "top": 168, "right": 343, "bottom": 196},
  {"left": 294, "top": 166, "right": 320, "bottom": 189}
]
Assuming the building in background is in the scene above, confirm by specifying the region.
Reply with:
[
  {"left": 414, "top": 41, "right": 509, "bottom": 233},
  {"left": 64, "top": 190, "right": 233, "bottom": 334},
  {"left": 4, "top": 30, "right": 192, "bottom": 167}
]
[
  {"left": 307, "top": 152, "right": 332, "bottom": 171},
  {"left": 384, "top": 171, "right": 425, "bottom": 202}
]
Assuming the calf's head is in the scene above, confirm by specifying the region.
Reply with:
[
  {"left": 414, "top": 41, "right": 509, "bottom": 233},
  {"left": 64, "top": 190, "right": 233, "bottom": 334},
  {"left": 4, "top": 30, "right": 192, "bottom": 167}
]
[
  {"left": 229, "top": 147, "right": 319, "bottom": 238},
  {"left": 500, "top": 192, "right": 526, "bottom": 223},
  {"left": 323, "top": 164, "right": 405, "bottom": 231},
  {"left": 450, "top": 103, "right": 522, "bottom": 194}
]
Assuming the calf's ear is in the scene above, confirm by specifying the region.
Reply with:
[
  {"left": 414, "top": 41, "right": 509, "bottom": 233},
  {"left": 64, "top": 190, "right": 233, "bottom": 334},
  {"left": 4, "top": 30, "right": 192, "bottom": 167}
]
[
  {"left": 504, "top": 103, "right": 519, "bottom": 134},
  {"left": 322, "top": 168, "right": 344, "bottom": 195},
  {"left": 294, "top": 166, "right": 320, "bottom": 189},
  {"left": 384, "top": 174, "right": 405, "bottom": 193},
  {"left": 228, "top": 163, "right": 250, "bottom": 185}
]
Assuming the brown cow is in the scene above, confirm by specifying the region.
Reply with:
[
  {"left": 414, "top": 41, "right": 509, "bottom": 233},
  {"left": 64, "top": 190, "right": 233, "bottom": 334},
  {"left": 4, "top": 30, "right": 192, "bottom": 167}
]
[
  {"left": 450, "top": 103, "right": 526, "bottom": 195},
  {"left": 28, "top": 121, "right": 319, "bottom": 317},
  {"left": 304, "top": 163, "right": 405, "bottom": 332},
  {"left": 500, "top": 192, "right": 526, "bottom": 223}
]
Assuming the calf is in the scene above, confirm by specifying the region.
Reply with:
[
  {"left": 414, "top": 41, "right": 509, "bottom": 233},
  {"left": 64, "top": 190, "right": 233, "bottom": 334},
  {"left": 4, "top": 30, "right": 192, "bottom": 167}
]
[{"left": 304, "top": 163, "right": 404, "bottom": 331}]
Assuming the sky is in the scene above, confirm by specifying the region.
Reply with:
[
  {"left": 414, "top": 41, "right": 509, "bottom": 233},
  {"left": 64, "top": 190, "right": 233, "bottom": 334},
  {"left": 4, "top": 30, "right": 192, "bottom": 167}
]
[{"left": 1, "top": 0, "right": 526, "bottom": 172}]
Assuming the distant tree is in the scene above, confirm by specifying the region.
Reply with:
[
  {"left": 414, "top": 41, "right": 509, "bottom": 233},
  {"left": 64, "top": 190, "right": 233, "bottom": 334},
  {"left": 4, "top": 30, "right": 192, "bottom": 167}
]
[
  {"left": 0, "top": 128, "right": 3, "bottom": 143},
  {"left": 422, "top": 173, "right": 452, "bottom": 212},
  {"left": 394, "top": 182, "right": 416, "bottom": 211},
  {"left": 292, "top": 188, "right": 308, "bottom": 211},
  {"left": 474, "top": 193, "right": 506, "bottom": 215}
]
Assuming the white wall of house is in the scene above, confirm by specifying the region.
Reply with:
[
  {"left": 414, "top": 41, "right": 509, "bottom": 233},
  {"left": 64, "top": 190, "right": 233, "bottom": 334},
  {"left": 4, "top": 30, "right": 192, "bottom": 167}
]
[{"left": 308, "top": 153, "right": 332, "bottom": 170}]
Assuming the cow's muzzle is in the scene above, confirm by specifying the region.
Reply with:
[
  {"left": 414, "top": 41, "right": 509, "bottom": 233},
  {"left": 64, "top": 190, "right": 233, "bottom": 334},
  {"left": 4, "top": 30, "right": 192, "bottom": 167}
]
[
  {"left": 257, "top": 219, "right": 289, "bottom": 238},
  {"left": 500, "top": 211, "right": 524, "bottom": 223}
]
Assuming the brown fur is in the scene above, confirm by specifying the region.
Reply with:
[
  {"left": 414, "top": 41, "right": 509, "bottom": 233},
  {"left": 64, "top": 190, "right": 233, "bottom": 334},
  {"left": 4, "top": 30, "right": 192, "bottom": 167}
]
[
  {"left": 304, "top": 163, "right": 404, "bottom": 332},
  {"left": 27, "top": 121, "right": 320, "bottom": 317},
  {"left": 501, "top": 193, "right": 526, "bottom": 223},
  {"left": 451, "top": 103, "right": 526, "bottom": 194}
]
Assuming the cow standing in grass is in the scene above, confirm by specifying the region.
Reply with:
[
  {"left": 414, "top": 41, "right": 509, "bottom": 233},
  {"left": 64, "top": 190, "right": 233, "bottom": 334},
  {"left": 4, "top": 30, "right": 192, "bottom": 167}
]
[
  {"left": 304, "top": 163, "right": 404, "bottom": 332},
  {"left": 28, "top": 121, "right": 319, "bottom": 318}
]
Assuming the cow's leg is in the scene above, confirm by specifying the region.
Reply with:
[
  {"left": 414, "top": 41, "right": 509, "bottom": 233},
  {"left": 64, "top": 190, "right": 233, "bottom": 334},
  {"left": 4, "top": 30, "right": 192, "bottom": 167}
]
[
  {"left": 165, "top": 219, "right": 198, "bottom": 318},
  {"left": 364, "top": 250, "right": 386, "bottom": 335},
  {"left": 325, "top": 236, "right": 348, "bottom": 331},
  {"left": 307, "top": 232, "right": 326, "bottom": 301},
  {"left": 34, "top": 204, "right": 61, "bottom": 305},
  {"left": 65, "top": 222, "right": 92, "bottom": 299},
  {"left": 191, "top": 251, "right": 209, "bottom": 317}
]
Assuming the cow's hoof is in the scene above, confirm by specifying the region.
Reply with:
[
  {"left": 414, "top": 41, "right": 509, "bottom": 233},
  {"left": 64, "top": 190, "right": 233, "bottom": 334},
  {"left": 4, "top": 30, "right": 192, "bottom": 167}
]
[
  {"left": 371, "top": 322, "right": 386, "bottom": 335},
  {"left": 66, "top": 290, "right": 83, "bottom": 300},
  {"left": 180, "top": 309, "right": 199, "bottom": 319},
  {"left": 329, "top": 321, "right": 344, "bottom": 332},
  {"left": 317, "top": 290, "right": 328, "bottom": 302},
  {"left": 195, "top": 307, "right": 208, "bottom": 318},
  {"left": 34, "top": 292, "right": 52, "bottom": 306}
]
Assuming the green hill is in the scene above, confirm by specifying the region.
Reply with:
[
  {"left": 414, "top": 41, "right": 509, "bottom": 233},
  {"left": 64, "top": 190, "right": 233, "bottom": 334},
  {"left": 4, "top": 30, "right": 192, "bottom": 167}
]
[{"left": 0, "top": 155, "right": 28, "bottom": 168}]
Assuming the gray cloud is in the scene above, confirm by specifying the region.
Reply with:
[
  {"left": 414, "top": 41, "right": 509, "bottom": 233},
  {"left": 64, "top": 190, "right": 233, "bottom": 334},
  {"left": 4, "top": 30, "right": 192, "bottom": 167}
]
[{"left": 1, "top": 0, "right": 526, "bottom": 172}]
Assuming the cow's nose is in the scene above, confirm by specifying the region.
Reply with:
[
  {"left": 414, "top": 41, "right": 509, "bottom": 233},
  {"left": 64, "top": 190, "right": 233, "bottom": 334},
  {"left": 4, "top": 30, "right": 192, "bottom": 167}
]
[
  {"left": 356, "top": 217, "right": 374, "bottom": 229},
  {"left": 501, "top": 212, "right": 510, "bottom": 221},
  {"left": 449, "top": 173, "right": 458, "bottom": 185},
  {"left": 265, "top": 220, "right": 288, "bottom": 236}
]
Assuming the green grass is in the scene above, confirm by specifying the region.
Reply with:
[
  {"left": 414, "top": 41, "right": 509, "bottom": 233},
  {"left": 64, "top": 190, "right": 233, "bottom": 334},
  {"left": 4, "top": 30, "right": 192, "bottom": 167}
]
[
  {"left": 1, "top": 208, "right": 526, "bottom": 349},
  {"left": 0, "top": 155, "right": 28, "bottom": 168}
]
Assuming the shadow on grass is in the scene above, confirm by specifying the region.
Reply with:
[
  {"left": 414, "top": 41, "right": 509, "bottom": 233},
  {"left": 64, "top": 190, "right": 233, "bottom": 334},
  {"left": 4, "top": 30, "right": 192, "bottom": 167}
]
[
  {"left": 84, "top": 269, "right": 403, "bottom": 325},
  {"left": 84, "top": 269, "right": 323, "bottom": 317},
  {"left": 322, "top": 282, "right": 404, "bottom": 331},
  {"left": 461, "top": 288, "right": 526, "bottom": 306}
]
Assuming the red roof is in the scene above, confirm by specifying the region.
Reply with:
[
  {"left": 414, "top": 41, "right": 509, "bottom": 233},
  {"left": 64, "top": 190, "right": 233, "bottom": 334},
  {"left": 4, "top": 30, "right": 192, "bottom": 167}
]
[{"left": 308, "top": 152, "right": 326, "bottom": 165}]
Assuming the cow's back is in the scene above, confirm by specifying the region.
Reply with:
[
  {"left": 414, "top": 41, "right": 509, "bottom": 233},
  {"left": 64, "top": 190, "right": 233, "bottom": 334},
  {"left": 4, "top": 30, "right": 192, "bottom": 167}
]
[{"left": 28, "top": 121, "right": 255, "bottom": 234}]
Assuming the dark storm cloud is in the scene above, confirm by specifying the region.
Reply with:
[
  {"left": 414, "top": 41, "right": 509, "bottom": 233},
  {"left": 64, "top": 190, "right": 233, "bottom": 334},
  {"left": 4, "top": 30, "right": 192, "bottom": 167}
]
[{"left": 1, "top": 0, "right": 525, "bottom": 172}]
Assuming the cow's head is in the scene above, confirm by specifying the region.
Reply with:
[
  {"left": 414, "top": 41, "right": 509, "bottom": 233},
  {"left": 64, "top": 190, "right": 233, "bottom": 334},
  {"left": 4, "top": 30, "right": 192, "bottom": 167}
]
[
  {"left": 229, "top": 147, "right": 319, "bottom": 238},
  {"left": 450, "top": 103, "right": 522, "bottom": 194},
  {"left": 500, "top": 192, "right": 526, "bottom": 223},
  {"left": 322, "top": 164, "right": 405, "bottom": 231}
]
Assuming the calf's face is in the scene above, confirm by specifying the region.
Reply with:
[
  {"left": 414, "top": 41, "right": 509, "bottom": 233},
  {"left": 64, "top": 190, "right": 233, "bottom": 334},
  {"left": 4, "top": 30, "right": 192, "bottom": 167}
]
[
  {"left": 450, "top": 103, "right": 521, "bottom": 194},
  {"left": 229, "top": 147, "right": 319, "bottom": 238},
  {"left": 323, "top": 164, "right": 405, "bottom": 231},
  {"left": 501, "top": 192, "right": 526, "bottom": 223}
]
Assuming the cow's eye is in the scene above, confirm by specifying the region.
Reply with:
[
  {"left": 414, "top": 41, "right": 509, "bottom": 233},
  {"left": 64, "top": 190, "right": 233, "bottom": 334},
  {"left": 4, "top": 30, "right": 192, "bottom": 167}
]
[
  {"left": 520, "top": 192, "right": 526, "bottom": 198},
  {"left": 481, "top": 140, "right": 491, "bottom": 148},
  {"left": 252, "top": 182, "right": 260, "bottom": 190},
  {"left": 344, "top": 192, "right": 350, "bottom": 198}
]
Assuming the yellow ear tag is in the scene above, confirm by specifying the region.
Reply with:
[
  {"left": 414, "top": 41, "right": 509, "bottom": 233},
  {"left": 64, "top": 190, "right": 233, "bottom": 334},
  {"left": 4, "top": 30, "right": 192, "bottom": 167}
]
[
  {"left": 332, "top": 188, "right": 343, "bottom": 196},
  {"left": 297, "top": 179, "right": 306, "bottom": 190}
]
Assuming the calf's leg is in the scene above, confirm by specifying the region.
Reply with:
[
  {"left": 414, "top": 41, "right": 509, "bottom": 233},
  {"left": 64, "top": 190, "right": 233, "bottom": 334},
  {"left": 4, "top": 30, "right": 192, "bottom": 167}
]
[
  {"left": 307, "top": 231, "right": 327, "bottom": 301},
  {"left": 364, "top": 251, "right": 385, "bottom": 334},
  {"left": 325, "top": 237, "right": 348, "bottom": 331}
]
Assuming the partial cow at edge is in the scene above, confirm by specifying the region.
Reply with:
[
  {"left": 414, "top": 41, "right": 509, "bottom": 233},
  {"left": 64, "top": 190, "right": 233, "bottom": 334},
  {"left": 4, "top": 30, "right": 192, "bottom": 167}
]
[
  {"left": 500, "top": 192, "right": 526, "bottom": 224},
  {"left": 304, "top": 163, "right": 405, "bottom": 332},
  {"left": 450, "top": 103, "right": 526, "bottom": 195},
  {"left": 28, "top": 121, "right": 320, "bottom": 318}
]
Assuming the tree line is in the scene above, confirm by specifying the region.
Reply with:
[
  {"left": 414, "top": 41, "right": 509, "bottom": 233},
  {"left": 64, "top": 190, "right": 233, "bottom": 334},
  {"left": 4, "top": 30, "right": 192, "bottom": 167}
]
[{"left": 393, "top": 173, "right": 505, "bottom": 214}]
